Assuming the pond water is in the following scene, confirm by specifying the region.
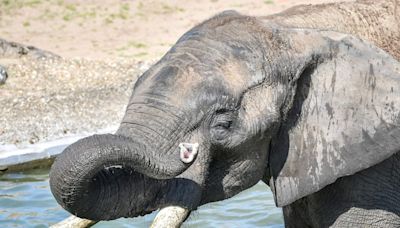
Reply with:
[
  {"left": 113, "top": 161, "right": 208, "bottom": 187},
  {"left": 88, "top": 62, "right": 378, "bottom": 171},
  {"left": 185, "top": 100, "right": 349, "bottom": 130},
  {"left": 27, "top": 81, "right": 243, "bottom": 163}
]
[{"left": 0, "top": 168, "right": 283, "bottom": 228}]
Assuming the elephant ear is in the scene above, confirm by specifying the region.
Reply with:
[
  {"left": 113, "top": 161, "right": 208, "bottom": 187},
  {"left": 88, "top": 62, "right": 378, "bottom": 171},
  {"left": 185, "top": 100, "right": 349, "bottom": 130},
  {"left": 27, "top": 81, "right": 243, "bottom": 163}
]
[{"left": 268, "top": 30, "right": 400, "bottom": 207}]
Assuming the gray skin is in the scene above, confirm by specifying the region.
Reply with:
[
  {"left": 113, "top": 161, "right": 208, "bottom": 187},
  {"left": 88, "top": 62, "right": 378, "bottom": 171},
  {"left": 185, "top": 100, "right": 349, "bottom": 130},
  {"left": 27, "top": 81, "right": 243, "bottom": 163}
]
[{"left": 49, "top": 0, "right": 400, "bottom": 227}]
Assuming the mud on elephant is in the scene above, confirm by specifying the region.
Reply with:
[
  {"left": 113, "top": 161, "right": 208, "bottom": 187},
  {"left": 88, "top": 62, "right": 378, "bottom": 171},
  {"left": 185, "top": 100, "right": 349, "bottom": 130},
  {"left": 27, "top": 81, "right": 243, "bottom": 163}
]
[{"left": 50, "top": 1, "right": 400, "bottom": 227}]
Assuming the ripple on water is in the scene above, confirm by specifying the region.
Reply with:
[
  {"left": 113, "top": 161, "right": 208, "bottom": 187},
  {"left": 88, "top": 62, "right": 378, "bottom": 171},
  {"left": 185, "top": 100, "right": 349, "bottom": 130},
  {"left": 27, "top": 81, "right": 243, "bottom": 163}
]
[{"left": 0, "top": 169, "right": 283, "bottom": 227}]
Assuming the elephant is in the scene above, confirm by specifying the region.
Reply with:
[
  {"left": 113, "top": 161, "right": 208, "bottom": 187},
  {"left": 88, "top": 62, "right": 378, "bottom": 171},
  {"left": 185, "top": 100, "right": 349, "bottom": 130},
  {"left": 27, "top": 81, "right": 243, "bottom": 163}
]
[{"left": 49, "top": 0, "right": 400, "bottom": 227}]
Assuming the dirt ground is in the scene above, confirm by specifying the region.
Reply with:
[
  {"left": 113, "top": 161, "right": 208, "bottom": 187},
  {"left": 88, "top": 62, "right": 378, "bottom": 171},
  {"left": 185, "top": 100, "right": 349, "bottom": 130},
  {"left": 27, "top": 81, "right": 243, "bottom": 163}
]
[
  {"left": 0, "top": 0, "right": 349, "bottom": 60},
  {"left": 0, "top": 0, "right": 350, "bottom": 146}
]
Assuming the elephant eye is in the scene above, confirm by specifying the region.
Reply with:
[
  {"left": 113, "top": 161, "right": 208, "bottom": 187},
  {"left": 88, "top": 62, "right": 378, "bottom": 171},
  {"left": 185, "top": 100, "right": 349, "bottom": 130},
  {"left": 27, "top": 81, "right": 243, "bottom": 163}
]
[
  {"left": 210, "top": 113, "right": 234, "bottom": 143},
  {"left": 213, "top": 120, "right": 232, "bottom": 129},
  {"left": 211, "top": 124, "right": 230, "bottom": 142},
  {"left": 211, "top": 111, "right": 233, "bottom": 130}
]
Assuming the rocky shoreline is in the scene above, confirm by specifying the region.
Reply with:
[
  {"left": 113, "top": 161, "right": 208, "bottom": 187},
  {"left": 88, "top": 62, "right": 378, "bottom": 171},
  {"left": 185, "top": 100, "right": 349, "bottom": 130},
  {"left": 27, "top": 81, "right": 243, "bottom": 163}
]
[{"left": 0, "top": 38, "right": 153, "bottom": 148}]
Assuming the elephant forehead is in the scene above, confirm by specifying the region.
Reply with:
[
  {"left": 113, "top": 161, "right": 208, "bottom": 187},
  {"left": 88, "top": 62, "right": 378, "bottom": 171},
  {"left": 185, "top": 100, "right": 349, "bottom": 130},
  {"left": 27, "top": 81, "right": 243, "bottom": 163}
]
[
  {"left": 146, "top": 61, "right": 249, "bottom": 107},
  {"left": 219, "top": 60, "right": 254, "bottom": 94}
]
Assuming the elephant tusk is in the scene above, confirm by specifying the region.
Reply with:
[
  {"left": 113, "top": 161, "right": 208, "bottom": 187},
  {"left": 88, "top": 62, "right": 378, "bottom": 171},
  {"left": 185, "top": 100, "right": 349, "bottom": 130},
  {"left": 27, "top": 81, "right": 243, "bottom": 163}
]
[
  {"left": 50, "top": 207, "right": 188, "bottom": 227},
  {"left": 50, "top": 215, "right": 97, "bottom": 228},
  {"left": 150, "top": 206, "right": 190, "bottom": 228}
]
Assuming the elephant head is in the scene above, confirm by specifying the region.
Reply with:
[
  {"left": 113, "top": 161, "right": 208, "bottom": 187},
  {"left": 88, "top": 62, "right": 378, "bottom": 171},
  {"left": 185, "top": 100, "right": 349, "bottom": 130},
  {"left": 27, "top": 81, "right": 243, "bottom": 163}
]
[{"left": 49, "top": 11, "right": 400, "bottom": 221}]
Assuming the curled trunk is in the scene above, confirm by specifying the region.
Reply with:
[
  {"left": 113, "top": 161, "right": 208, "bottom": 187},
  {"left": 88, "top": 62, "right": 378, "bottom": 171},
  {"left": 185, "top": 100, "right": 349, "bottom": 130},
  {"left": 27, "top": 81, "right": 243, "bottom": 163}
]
[{"left": 49, "top": 134, "right": 191, "bottom": 220}]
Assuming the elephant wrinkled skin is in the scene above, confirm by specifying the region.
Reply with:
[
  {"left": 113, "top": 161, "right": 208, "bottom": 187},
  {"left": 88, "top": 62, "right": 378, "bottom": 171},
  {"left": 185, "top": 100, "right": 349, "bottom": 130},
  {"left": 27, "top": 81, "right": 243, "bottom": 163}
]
[{"left": 50, "top": 0, "right": 400, "bottom": 227}]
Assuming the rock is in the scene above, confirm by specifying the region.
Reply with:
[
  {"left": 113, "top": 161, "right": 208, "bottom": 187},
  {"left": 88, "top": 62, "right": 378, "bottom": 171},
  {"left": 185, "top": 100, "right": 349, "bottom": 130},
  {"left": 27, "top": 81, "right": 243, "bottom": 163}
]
[
  {"left": 0, "top": 38, "right": 60, "bottom": 86},
  {"left": 0, "top": 65, "right": 7, "bottom": 85},
  {"left": 0, "top": 38, "right": 60, "bottom": 60}
]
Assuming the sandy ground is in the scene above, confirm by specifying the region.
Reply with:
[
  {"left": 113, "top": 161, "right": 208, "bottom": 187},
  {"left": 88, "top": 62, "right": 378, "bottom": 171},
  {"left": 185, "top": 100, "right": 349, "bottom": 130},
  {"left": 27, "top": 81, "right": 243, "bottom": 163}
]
[
  {"left": 0, "top": 0, "right": 349, "bottom": 60},
  {"left": 0, "top": 0, "right": 348, "bottom": 147}
]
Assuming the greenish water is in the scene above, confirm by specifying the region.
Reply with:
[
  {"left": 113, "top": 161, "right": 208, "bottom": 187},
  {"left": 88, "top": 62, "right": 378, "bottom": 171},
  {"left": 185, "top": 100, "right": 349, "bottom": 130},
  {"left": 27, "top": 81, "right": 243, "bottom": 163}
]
[{"left": 0, "top": 169, "right": 283, "bottom": 227}]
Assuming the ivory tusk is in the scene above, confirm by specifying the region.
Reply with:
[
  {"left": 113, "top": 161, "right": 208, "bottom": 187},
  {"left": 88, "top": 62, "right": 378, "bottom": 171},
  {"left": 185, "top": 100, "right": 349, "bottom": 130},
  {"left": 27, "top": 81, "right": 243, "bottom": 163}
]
[
  {"left": 50, "top": 215, "right": 97, "bottom": 228},
  {"left": 150, "top": 206, "right": 190, "bottom": 228},
  {"left": 51, "top": 206, "right": 189, "bottom": 228}
]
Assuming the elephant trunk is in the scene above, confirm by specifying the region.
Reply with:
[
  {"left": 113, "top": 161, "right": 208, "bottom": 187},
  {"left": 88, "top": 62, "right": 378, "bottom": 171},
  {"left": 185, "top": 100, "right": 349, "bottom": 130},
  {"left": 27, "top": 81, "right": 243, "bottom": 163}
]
[{"left": 49, "top": 133, "right": 192, "bottom": 220}]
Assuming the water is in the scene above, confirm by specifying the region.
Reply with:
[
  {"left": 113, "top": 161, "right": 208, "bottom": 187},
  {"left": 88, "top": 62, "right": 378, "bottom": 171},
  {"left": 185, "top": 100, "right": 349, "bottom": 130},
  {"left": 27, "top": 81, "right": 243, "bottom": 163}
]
[{"left": 0, "top": 169, "right": 284, "bottom": 228}]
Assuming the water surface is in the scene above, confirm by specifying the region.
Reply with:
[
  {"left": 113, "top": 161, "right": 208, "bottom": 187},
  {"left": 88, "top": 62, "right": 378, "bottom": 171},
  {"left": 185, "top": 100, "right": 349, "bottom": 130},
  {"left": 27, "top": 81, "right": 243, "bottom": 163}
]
[{"left": 0, "top": 169, "right": 283, "bottom": 227}]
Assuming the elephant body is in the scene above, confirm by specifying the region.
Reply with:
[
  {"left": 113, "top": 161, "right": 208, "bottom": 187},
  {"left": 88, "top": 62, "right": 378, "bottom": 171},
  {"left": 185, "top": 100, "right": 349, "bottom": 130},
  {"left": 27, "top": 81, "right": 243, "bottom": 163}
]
[
  {"left": 263, "top": 1, "right": 400, "bottom": 226},
  {"left": 284, "top": 152, "right": 400, "bottom": 227},
  {"left": 49, "top": 0, "right": 400, "bottom": 227}
]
